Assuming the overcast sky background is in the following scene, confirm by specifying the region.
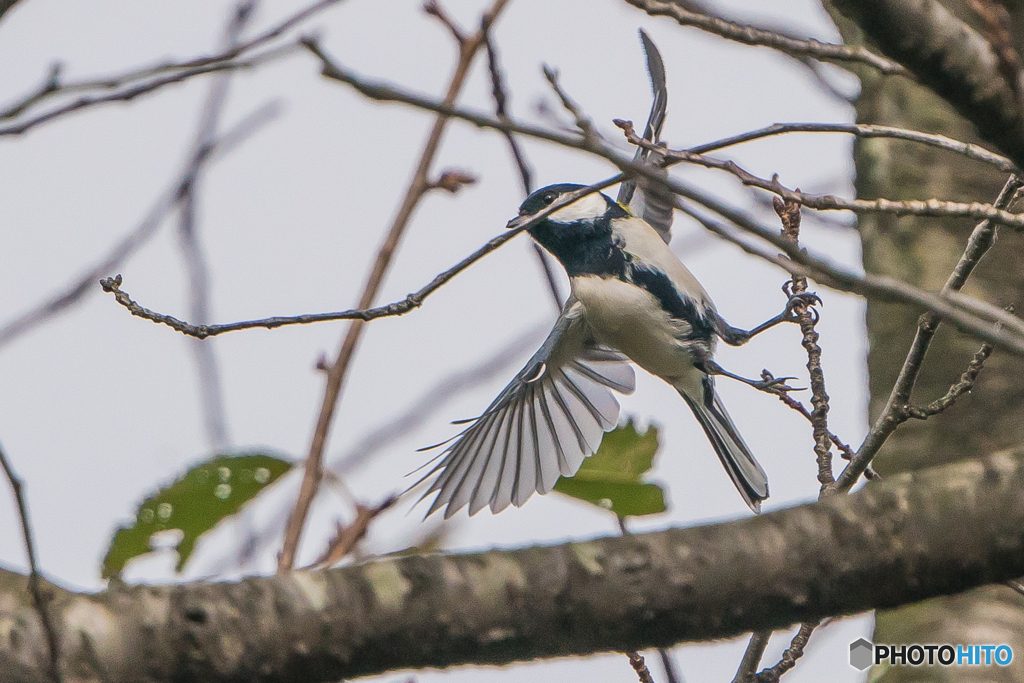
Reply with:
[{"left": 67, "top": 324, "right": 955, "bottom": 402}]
[{"left": 0, "top": 0, "right": 872, "bottom": 680}]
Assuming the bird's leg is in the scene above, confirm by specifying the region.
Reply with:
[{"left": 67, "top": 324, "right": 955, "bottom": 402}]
[
  {"left": 699, "top": 360, "right": 802, "bottom": 395},
  {"left": 711, "top": 282, "right": 820, "bottom": 347}
]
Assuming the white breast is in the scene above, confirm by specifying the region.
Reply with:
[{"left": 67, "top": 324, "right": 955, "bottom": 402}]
[{"left": 571, "top": 275, "right": 699, "bottom": 381}]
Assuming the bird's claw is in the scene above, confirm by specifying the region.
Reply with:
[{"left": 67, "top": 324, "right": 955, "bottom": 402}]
[
  {"left": 756, "top": 370, "right": 804, "bottom": 394},
  {"left": 782, "top": 290, "right": 822, "bottom": 322}
]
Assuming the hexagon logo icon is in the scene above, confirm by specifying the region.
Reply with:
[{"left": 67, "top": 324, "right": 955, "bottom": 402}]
[{"left": 850, "top": 638, "right": 874, "bottom": 670}]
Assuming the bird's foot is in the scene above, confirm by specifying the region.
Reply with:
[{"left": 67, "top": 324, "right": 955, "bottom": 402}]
[
  {"left": 780, "top": 282, "right": 822, "bottom": 323},
  {"left": 754, "top": 369, "right": 804, "bottom": 394}
]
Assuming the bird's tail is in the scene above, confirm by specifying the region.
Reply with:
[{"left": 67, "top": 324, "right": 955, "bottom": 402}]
[{"left": 677, "top": 376, "right": 769, "bottom": 513}]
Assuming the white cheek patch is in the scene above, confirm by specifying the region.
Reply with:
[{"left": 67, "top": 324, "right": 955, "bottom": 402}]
[{"left": 549, "top": 193, "right": 608, "bottom": 223}]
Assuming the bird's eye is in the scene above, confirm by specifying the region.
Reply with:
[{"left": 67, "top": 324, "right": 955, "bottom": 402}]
[{"left": 542, "top": 193, "right": 556, "bottom": 205}]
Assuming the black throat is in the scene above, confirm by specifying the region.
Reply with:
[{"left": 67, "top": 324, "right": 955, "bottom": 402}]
[{"left": 528, "top": 203, "right": 630, "bottom": 278}]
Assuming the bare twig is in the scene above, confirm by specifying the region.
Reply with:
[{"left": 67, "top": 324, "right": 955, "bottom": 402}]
[
  {"left": 837, "top": 176, "right": 1024, "bottom": 492},
  {"left": 688, "top": 122, "right": 1016, "bottom": 173},
  {"left": 755, "top": 622, "right": 817, "bottom": 683},
  {"left": 175, "top": 0, "right": 255, "bottom": 452},
  {"left": 771, "top": 390, "right": 855, "bottom": 462},
  {"left": 1006, "top": 579, "right": 1024, "bottom": 597},
  {"left": 424, "top": 0, "right": 468, "bottom": 46},
  {"left": 0, "top": 44, "right": 297, "bottom": 138},
  {"left": 0, "top": 441, "right": 62, "bottom": 683},
  {"left": 627, "top": 652, "right": 656, "bottom": 683},
  {"left": 622, "top": 0, "right": 909, "bottom": 76},
  {"left": 904, "top": 343, "right": 993, "bottom": 419},
  {"left": 275, "top": 0, "right": 512, "bottom": 573},
  {"left": 0, "top": 0, "right": 343, "bottom": 125},
  {"left": 101, "top": 55, "right": 1024, "bottom": 356},
  {"left": 482, "top": 30, "right": 561, "bottom": 308},
  {"left": 733, "top": 631, "right": 771, "bottom": 683},
  {"left": 734, "top": 196, "right": 832, "bottom": 683},
  {"left": 0, "top": 101, "right": 281, "bottom": 349},
  {"left": 617, "top": 120, "right": 1024, "bottom": 230},
  {"left": 773, "top": 197, "right": 834, "bottom": 489},
  {"left": 99, "top": 180, "right": 613, "bottom": 338},
  {"left": 657, "top": 649, "right": 681, "bottom": 683},
  {"left": 307, "top": 495, "right": 398, "bottom": 569},
  {"left": 542, "top": 65, "right": 597, "bottom": 140}
]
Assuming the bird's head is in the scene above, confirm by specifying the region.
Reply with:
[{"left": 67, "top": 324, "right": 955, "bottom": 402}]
[
  {"left": 508, "top": 184, "right": 619, "bottom": 232},
  {"left": 507, "top": 183, "right": 630, "bottom": 276}
]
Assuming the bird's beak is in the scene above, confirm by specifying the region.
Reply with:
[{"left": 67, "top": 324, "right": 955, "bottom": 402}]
[{"left": 506, "top": 214, "right": 531, "bottom": 230}]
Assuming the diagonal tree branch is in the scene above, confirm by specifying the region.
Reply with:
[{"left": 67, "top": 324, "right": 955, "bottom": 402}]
[
  {"left": 623, "top": 0, "right": 909, "bottom": 76},
  {"left": 275, "top": 0, "right": 512, "bottom": 572},
  {"left": 0, "top": 440, "right": 61, "bottom": 683},
  {"left": 5, "top": 450, "right": 1024, "bottom": 682},
  {"left": 0, "top": 100, "right": 281, "bottom": 350}
]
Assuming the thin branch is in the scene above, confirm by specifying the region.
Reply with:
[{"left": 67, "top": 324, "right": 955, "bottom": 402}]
[
  {"left": 837, "top": 175, "right": 1024, "bottom": 492},
  {"left": 657, "top": 649, "right": 681, "bottom": 683},
  {"left": 732, "top": 631, "right": 770, "bottom": 683},
  {"left": 770, "top": 390, "right": 856, "bottom": 463},
  {"left": 688, "top": 122, "right": 1017, "bottom": 173},
  {"left": 904, "top": 343, "right": 993, "bottom": 419},
  {"left": 275, "top": 0, "right": 512, "bottom": 573},
  {"left": 627, "top": 652, "right": 656, "bottom": 683},
  {"left": 622, "top": 0, "right": 909, "bottom": 76},
  {"left": 755, "top": 622, "right": 817, "bottom": 683},
  {"left": 617, "top": 120, "right": 1024, "bottom": 230},
  {"left": 773, "top": 197, "right": 834, "bottom": 490},
  {"left": 482, "top": 30, "right": 562, "bottom": 308},
  {"left": 0, "top": 100, "right": 281, "bottom": 349},
  {"left": 423, "top": 0, "right": 469, "bottom": 46},
  {"left": 0, "top": 0, "right": 343, "bottom": 124},
  {"left": 98, "top": 180, "right": 616, "bottom": 338},
  {"left": 102, "top": 52, "right": 1024, "bottom": 357},
  {"left": 0, "top": 441, "right": 62, "bottom": 683},
  {"left": 176, "top": 0, "right": 254, "bottom": 452},
  {"left": 0, "top": 43, "right": 297, "bottom": 138},
  {"left": 307, "top": 495, "right": 398, "bottom": 569}
]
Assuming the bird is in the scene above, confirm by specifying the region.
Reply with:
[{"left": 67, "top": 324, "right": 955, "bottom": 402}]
[
  {"left": 413, "top": 182, "right": 813, "bottom": 519},
  {"left": 412, "top": 30, "right": 812, "bottom": 519}
]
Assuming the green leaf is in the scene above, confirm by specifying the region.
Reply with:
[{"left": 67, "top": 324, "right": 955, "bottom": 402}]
[
  {"left": 553, "top": 419, "right": 667, "bottom": 517},
  {"left": 102, "top": 452, "right": 292, "bottom": 578}
]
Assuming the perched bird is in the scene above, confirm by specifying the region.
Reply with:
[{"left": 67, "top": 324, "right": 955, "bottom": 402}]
[
  {"left": 414, "top": 183, "right": 812, "bottom": 518},
  {"left": 414, "top": 29, "right": 811, "bottom": 519}
]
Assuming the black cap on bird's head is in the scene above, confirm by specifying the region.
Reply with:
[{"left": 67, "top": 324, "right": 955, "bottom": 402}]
[
  {"left": 516, "top": 183, "right": 586, "bottom": 218},
  {"left": 507, "top": 183, "right": 625, "bottom": 232}
]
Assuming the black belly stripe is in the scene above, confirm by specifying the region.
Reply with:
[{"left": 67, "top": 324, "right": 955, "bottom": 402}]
[{"left": 627, "top": 264, "right": 715, "bottom": 341}]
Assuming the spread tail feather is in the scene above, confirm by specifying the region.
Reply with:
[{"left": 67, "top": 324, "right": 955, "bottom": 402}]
[{"left": 678, "top": 379, "right": 768, "bottom": 513}]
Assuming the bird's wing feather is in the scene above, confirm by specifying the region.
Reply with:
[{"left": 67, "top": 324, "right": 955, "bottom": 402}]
[
  {"left": 415, "top": 300, "right": 635, "bottom": 518},
  {"left": 618, "top": 29, "right": 674, "bottom": 244}
]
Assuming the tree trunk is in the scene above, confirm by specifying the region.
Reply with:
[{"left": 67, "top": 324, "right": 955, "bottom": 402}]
[{"left": 826, "top": 2, "right": 1024, "bottom": 680}]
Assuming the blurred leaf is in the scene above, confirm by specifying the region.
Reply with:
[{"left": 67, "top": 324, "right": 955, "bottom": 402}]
[
  {"left": 553, "top": 419, "right": 666, "bottom": 517},
  {"left": 102, "top": 451, "right": 292, "bottom": 578}
]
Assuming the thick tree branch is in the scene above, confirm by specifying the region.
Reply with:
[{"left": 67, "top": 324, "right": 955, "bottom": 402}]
[
  {"left": 833, "top": 0, "right": 1024, "bottom": 169},
  {"left": 5, "top": 451, "right": 1024, "bottom": 682}
]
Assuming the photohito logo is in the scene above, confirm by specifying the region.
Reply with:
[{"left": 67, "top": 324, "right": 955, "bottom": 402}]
[{"left": 849, "top": 638, "right": 1013, "bottom": 670}]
